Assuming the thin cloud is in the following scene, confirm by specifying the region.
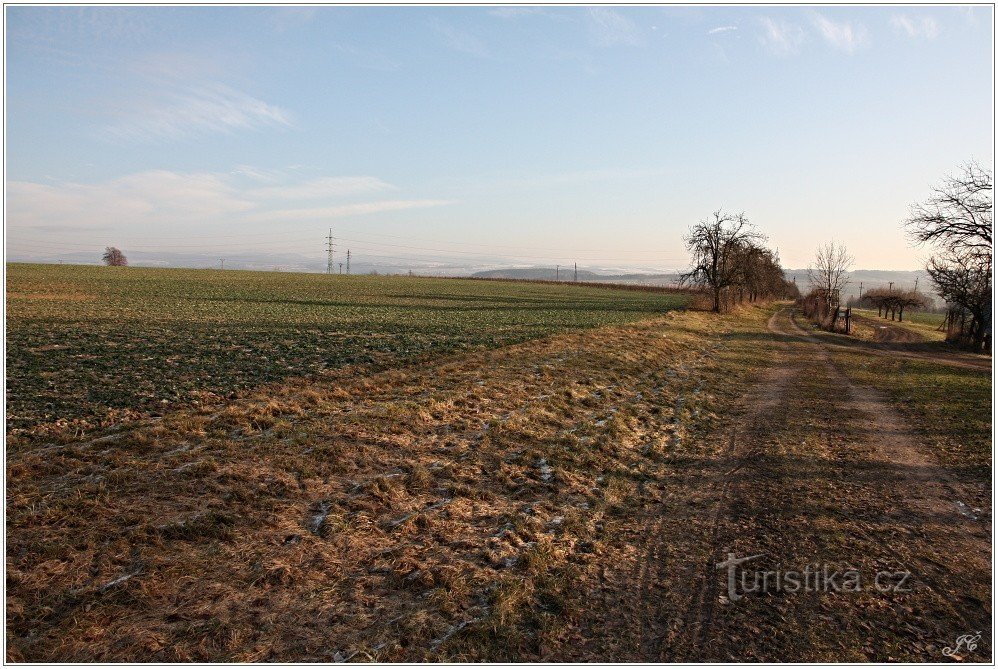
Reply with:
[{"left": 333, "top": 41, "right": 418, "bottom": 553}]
[
  {"left": 430, "top": 19, "right": 492, "bottom": 59},
  {"left": 100, "top": 83, "right": 293, "bottom": 143},
  {"left": 891, "top": 14, "right": 940, "bottom": 40},
  {"left": 7, "top": 171, "right": 449, "bottom": 232},
  {"left": 587, "top": 8, "right": 643, "bottom": 47},
  {"left": 758, "top": 17, "right": 805, "bottom": 56},
  {"left": 232, "top": 165, "right": 287, "bottom": 183},
  {"left": 270, "top": 7, "right": 317, "bottom": 33},
  {"left": 812, "top": 13, "right": 868, "bottom": 54},
  {"left": 252, "top": 177, "right": 394, "bottom": 201},
  {"left": 7, "top": 171, "right": 255, "bottom": 229},
  {"left": 708, "top": 26, "right": 738, "bottom": 35},
  {"left": 438, "top": 168, "right": 663, "bottom": 193},
  {"left": 248, "top": 200, "right": 457, "bottom": 223},
  {"left": 332, "top": 43, "right": 402, "bottom": 72}
]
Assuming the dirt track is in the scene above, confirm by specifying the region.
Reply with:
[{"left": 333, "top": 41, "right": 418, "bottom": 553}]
[
  {"left": 811, "top": 314, "right": 991, "bottom": 373},
  {"left": 566, "top": 307, "right": 992, "bottom": 661},
  {"left": 853, "top": 314, "right": 928, "bottom": 344}
]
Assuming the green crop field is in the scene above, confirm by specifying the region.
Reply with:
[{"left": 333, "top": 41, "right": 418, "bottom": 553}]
[
  {"left": 852, "top": 306, "right": 946, "bottom": 328},
  {"left": 6, "top": 263, "right": 689, "bottom": 440}
]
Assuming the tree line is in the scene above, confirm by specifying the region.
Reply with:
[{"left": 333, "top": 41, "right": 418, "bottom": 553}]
[
  {"left": 679, "top": 210, "right": 799, "bottom": 312},
  {"left": 858, "top": 287, "right": 927, "bottom": 323}
]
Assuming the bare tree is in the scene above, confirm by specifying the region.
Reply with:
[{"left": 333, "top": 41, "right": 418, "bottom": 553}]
[
  {"left": 862, "top": 287, "right": 894, "bottom": 319},
  {"left": 865, "top": 288, "right": 928, "bottom": 322},
  {"left": 102, "top": 247, "right": 128, "bottom": 266},
  {"left": 894, "top": 290, "right": 929, "bottom": 323},
  {"left": 904, "top": 162, "right": 993, "bottom": 351},
  {"left": 906, "top": 161, "right": 992, "bottom": 258},
  {"left": 680, "top": 210, "right": 764, "bottom": 312},
  {"left": 926, "top": 249, "right": 991, "bottom": 347},
  {"left": 808, "top": 241, "right": 854, "bottom": 306}
]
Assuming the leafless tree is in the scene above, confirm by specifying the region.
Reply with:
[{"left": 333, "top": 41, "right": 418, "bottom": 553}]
[
  {"left": 895, "top": 290, "right": 929, "bottom": 322},
  {"left": 904, "top": 162, "right": 993, "bottom": 351},
  {"left": 680, "top": 210, "right": 764, "bottom": 312},
  {"left": 808, "top": 241, "right": 854, "bottom": 305},
  {"left": 102, "top": 247, "right": 128, "bottom": 266},
  {"left": 926, "top": 250, "right": 991, "bottom": 348},
  {"left": 862, "top": 287, "right": 893, "bottom": 318},
  {"left": 861, "top": 287, "right": 928, "bottom": 322},
  {"left": 906, "top": 161, "right": 992, "bottom": 258}
]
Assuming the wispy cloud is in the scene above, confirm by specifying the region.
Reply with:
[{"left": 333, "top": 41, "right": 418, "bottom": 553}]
[
  {"left": 332, "top": 43, "right": 401, "bottom": 72},
  {"left": 232, "top": 165, "right": 287, "bottom": 183},
  {"left": 708, "top": 26, "right": 738, "bottom": 36},
  {"left": 430, "top": 19, "right": 492, "bottom": 59},
  {"left": 246, "top": 200, "right": 457, "bottom": 223},
  {"left": 812, "top": 13, "right": 868, "bottom": 54},
  {"left": 758, "top": 17, "right": 805, "bottom": 56},
  {"left": 251, "top": 177, "right": 394, "bottom": 201},
  {"left": 891, "top": 14, "right": 940, "bottom": 40},
  {"left": 269, "top": 7, "right": 317, "bottom": 33},
  {"left": 960, "top": 6, "right": 982, "bottom": 28},
  {"left": 438, "top": 168, "right": 663, "bottom": 193},
  {"left": 7, "top": 171, "right": 255, "bottom": 229},
  {"left": 100, "top": 83, "right": 293, "bottom": 142},
  {"left": 586, "top": 8, "right": 643, "bottom": 47},
  {"left": 7, "top": 170, "right": 452, "bottom": 233}
]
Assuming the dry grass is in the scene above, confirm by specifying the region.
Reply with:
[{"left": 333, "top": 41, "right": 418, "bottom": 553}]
[
  {"left": 9, "top": 302, "right": 990, "bottom": 661},
  {"left": 7, "top": 308, "right": 730, "bottom": 662}
]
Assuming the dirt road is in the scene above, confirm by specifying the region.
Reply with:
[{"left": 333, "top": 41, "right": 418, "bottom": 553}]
[
  {"left": 824, "top": 314, "right": 991, "bottom": 373},
  {"left": 567, "top": 306, "right": 991, "bottom": 662},
  {"left": 853, "top": 314, "right": 928, "bottom": 344}
]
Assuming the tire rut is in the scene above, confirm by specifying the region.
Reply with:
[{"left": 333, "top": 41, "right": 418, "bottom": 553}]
[{"left": 659, "top": 308, "right": 796, "bottom": 661}]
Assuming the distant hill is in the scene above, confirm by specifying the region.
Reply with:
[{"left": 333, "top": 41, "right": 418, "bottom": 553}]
[
  {"left": 785, "top": 269, "right": 938, "bottom": 306},
  {"left": 471, "top": 267, "right": 682, "bottom": 286}
]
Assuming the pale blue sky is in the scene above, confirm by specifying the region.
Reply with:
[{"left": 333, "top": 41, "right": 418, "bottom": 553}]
[{"left": 5, "top": 5, "right": 994, "bottom": 271}]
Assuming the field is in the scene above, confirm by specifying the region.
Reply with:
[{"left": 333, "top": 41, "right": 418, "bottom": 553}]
[
  {"left": 6, "top": 264, "right": 688, "bottom": 442},
  {"left": 5, "top": 266, "right": 992, "bottom": 662},
  {"left": 850, "top": 307, "right": 947, "bottom": 342}
]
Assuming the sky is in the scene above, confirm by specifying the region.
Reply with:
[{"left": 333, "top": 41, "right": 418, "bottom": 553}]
[{"left": 4, "top": 5, "right": 994, "bottom": 272}]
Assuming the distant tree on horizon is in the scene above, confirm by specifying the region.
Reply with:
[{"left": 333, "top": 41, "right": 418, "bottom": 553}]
[{"left": 102, "top": 247, "right": 128, "bottom": 267}]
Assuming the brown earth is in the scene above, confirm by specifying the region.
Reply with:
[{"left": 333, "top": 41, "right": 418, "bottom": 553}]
[
  {"left": 854, "top": 314, "right": 929, "bottom": 344},
  {"left": 6, "top": 305, "right": 992, "bottom": 662}
]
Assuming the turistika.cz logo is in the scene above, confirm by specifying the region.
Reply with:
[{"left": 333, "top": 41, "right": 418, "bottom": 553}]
[{"left": 716, "top": 553, "right": 912, "bottom": 602}]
